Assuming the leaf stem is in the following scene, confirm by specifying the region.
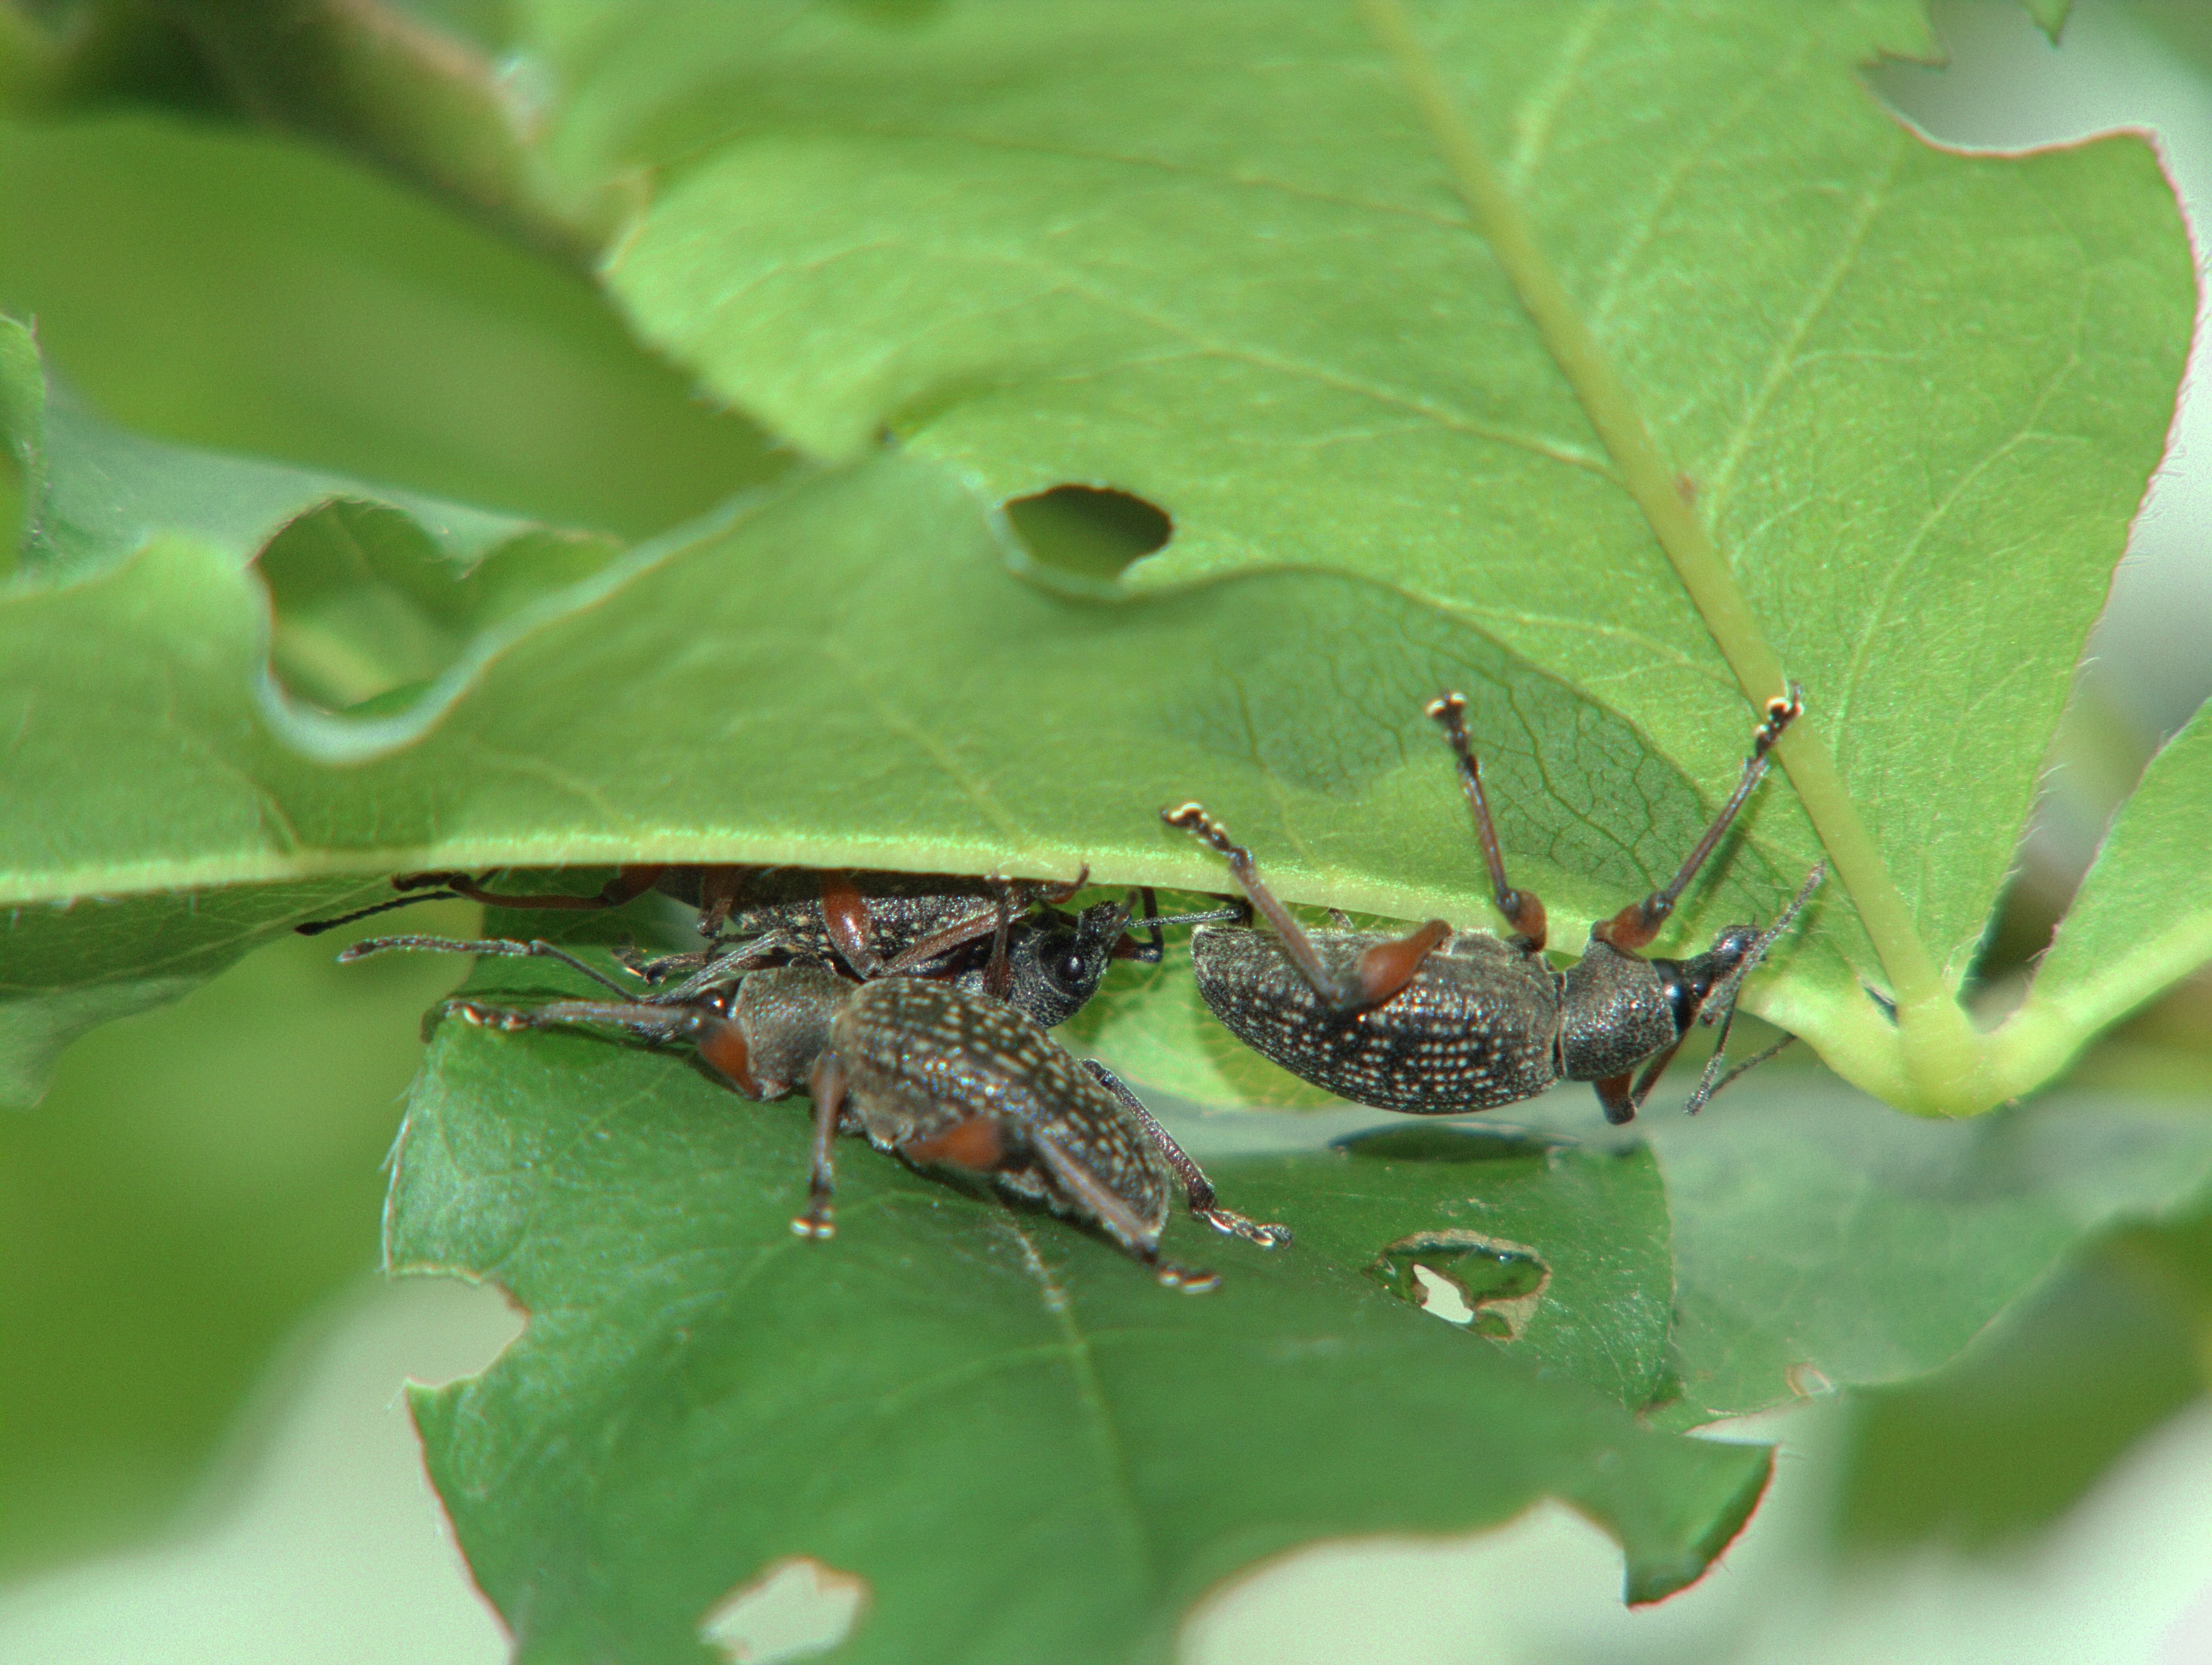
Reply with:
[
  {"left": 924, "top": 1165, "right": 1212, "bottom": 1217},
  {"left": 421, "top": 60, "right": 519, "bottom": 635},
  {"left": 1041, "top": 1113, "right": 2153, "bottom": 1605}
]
[{"left": 1356, "top": 0, "right": 1986, "bottom": 1107}]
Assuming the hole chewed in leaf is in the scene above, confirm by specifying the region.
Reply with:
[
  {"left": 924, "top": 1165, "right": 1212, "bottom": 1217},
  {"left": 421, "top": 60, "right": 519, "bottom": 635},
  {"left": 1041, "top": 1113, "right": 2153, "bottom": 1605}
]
[
  {"left": 256, "top": 498, "right": 620, "bottom": 714},
  {"left": 699, "top": 1556, "right": 869, "bottom": 1664},
  {"left": 1002, "top": 483, "right": 1171, "bottom": 595},
  {"left": 1366, "top": 1231, "right": 1550, "bottom": 1340}
]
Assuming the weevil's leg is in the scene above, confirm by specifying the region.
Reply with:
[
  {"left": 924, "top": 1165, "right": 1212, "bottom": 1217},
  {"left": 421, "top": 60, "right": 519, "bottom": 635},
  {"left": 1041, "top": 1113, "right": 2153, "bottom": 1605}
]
[
  {"left": 1081, "top": 1061, "right": 1292, "bottom": 1247},
  {"left": 610, "top": 942, "right": 709, "bottom": 982},
  {"left": 1113, "top": 892, "right": 1250, "bottom": 963},
  {"left": 338, "top": 934, "right": 640, "bottom": 998},
  {"left": 1426, "top": 692, "right": 1549, "bottom": 953},
  {"left": 819, "top": 873, "right": 887, "bottom": 979},
  {"left": 1028, "top": 1130, "right": 1220, "bottom": 1292},
  {"left": 1625, "top": 1037, "right": 1687, "bottom": 1118},
  {"left": 694, "top": 866, "right": 747, "bottom": 936},
  {"left": 296, "top": 889, "right": 471, "bottom": 936},
  {"left": 1596, "top": 689, "right": 1804, "bottom": 954},
  {"left": 793, "top": 1052, "right": 845, "bottom": 1239},
  {"left": 1592, "top": 1072, "right": 1640, "bottom": 1126},
  {"left": 1675, "top": 863, "right": 1823, "bottom": 1113},
  {"left": 1696, "top": 864, "right": 1828, "bottom": 1028},
  {"left": 399, "top": 864, "right": 669, "bottom": 915},
  {"left": 644, "top": 937, "right": 796, "bottom": 1005},
  {"left": 441, "top": 994, "right": 716, "bottom": 1044},
  {"left": 1025, "top": 864, "right": 1091, "bottom": 907},
  {"left": 983, "top": 881, "right": 1020, "bottom": 1000},
  {"left": 1117, "top": 888, "right": 1166, "bottom": 965},
  {"left": 1684, "top": 1033, "right": 1798, "bottom": 1115},
  {"left": 1162, "top": 803, "right": 1451, "bottom": 1014},
  {"left": 876, "top": 906, "right": 1005, "bottom": 976}
]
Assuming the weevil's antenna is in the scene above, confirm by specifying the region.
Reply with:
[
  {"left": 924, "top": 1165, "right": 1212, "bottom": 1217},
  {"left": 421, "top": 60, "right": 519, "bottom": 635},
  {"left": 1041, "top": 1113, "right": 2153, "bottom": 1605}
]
[{"left": 1683, "top": 862, "right": 1825, "bottom": 1115}]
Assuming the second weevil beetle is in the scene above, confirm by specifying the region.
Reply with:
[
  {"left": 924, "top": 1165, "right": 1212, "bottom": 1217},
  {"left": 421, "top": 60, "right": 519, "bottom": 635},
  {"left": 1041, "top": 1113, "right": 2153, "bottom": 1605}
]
[
  {"left": 1163, "top": 691, "right": 1825, "bottom": 1125},
  {"left": 352, "top": 940, "right": 1291, "bottom": 1289}
]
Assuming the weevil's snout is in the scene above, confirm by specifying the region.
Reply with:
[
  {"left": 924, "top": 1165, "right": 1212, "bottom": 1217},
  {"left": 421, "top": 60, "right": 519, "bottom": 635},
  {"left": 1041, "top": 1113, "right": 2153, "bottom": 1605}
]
[{"left": 1657, "top": 926, "right": 1760, "bottom": 1032}]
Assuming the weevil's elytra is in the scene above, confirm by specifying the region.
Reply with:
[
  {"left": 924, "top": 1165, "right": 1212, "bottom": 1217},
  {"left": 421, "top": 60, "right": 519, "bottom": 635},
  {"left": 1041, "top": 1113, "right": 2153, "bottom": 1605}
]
[
  {"left": 827, "top": 977, "right": 1174, "bottom": 1261},
  {"left": 1168, "top": 691, "right": 1823, "bottom": 1124},
  {"left": 1188, "top": 929, "right": 1558, "bottom": 1113}
]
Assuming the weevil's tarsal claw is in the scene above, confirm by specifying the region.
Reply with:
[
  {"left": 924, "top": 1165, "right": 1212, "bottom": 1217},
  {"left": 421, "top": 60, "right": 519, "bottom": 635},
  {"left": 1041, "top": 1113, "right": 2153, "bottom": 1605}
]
[
  {"left": 1154, "top": 1261, "right": 1221, "bottom": 1293},
  {"left": 790, "top": 1208, "right": 838, "bottom": 1239},
  {"left": 1199, "top": 1208, "right": 1293, "bottom": 1248}
]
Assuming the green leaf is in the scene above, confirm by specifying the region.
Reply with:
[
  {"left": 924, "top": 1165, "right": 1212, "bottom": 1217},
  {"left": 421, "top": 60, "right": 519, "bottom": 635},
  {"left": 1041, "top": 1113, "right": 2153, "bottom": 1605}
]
[
  {"left": 0, "top": 879, "right": 390, "bottom": 1108},
  {"left": 0, "top": 899, "right": 479, "bottom": 1569},
  {"left": 1600, "top": 1073, "right": 2212, "bottom": 1425},
  {"left": 565, "top": 0, "right": 2191, "bottom": 1003},
  {"left": 2003, "top": 702, "right": 2212, "bottom": 1086},
  {"left": 1213, "top": 1121, "right": 1675, "bottom": 1410},
  {"left": 0, "top": 113, "right": 777, "bottom": 537},
  {"left": 389, "top": 948, "right": 1769, "bottom": 1660},
  {"left": 3, "top": 333, "right": 1834, "bottom": 1096}
]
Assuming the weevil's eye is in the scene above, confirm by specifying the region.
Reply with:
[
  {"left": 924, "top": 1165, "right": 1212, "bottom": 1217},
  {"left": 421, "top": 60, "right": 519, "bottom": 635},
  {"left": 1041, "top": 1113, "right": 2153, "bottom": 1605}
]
[{"left": 1057, "top": 949, "right": 1090, "bottom": 986}]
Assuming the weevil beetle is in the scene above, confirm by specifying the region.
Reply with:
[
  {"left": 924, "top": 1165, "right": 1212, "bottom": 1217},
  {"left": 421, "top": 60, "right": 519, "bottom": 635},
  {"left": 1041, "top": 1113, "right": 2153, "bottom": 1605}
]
[
  {"left": 1163, "top": 691, "right": 1823, "bottom": 1125},
  {"left": 353, "top": 936, "right": 1290, "bottom": 1288},
  {"left": 304, "top": 864, "right": 1231, "bottom": 1033}
]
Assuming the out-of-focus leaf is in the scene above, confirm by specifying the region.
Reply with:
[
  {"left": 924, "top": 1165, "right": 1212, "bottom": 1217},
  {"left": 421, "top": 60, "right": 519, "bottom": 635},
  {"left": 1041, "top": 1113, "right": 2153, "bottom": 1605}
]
[
  {"left": 1607, "top": 1073, "right": 2212, "bottom": 1425},
  {"left": 2009, "top": 702, "right": 2212, "bottom": 1083},
  {"left": 0, "top": 879, "right": 387, "bottom": 1108},
  {"left": 0, "top": 113, "right": 777, "bottom": 537},
  {"left": 0, "top": 899, "right": 475, "bottom": 1570}
]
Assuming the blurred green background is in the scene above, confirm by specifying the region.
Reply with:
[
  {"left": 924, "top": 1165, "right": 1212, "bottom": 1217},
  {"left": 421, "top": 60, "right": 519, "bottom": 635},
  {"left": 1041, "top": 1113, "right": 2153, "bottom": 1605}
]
[{"left": 0, "top": 1, "right": 2208, "bottom": 1660}]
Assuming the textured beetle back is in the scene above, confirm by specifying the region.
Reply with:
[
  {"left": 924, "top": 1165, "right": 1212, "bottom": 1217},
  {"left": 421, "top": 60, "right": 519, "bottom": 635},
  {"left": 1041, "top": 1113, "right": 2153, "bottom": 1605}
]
[
  {"left": 1557, "top": 940, "right": 1679, "bottom": 1082},
  {"left": 831, "top": 979, "right": 1171, "bottom": 1249},
  {"left": 1189, "top": 926, "right": 1562, "bottom": 1112}
]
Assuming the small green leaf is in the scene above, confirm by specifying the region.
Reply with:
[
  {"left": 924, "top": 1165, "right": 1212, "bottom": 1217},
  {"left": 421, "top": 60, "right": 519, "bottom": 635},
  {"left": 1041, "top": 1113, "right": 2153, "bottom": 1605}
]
[
  {"left": 1630, "top": 1073, "right": 2212, "bottom": 1425},
  {"left": 0, "top": 879, "right": 390, "bottom": 1108},
  {"left": 2004, "top": 701, "right": 2212, "bottom": 1088}
]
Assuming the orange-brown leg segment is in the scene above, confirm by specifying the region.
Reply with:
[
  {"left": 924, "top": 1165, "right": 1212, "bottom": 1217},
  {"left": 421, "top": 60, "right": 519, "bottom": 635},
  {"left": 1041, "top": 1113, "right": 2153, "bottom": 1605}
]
[{"left": 1162, "top": 803, "right": 1448, "bottom": 1016}]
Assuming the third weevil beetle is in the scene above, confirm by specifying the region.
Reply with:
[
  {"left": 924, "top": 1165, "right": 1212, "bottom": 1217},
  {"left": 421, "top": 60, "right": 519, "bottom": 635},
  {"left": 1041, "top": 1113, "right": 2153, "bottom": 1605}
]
[
  {"left": 341, "top": 935, "right": 1290, "bottom": 1290},
  {"left": 304, "top": 864, "right": 1233, "bottom": 1034},
  {"left": 1163, "top": 691, "right": 1825, "bottom": 1125}
]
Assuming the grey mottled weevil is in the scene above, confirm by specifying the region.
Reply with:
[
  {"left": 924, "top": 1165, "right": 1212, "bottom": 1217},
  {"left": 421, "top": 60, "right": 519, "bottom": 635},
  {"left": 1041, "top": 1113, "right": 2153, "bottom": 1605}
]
[
  {"left": 345, "top": 938, "right": 1290, "bottom": 1290},
  {"left": 1163, "top": 692, "right": 1823, "bottom": 1125}
]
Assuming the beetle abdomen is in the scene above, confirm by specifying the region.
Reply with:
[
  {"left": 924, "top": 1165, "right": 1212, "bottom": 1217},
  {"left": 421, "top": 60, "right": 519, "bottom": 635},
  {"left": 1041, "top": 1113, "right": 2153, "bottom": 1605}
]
[{"left": 1189, "top": 927, "right": 1561, "bottom": 1112}]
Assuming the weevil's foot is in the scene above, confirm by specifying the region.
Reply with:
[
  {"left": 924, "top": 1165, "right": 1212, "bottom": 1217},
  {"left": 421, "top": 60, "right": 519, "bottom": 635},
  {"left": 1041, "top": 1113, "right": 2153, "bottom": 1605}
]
[
  {"left": 440, "top": 998, "right": 527, "bottom": 1031},
  {"left": 1199, "top": 1208, "right": 1292, "bottom": 1248},
  {"left": 1155, "top": 1262, "right": 1220, "bottom": 1294},
  {"left": 790, "top": 1207, "right": 837, "bottom": 1240}
]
